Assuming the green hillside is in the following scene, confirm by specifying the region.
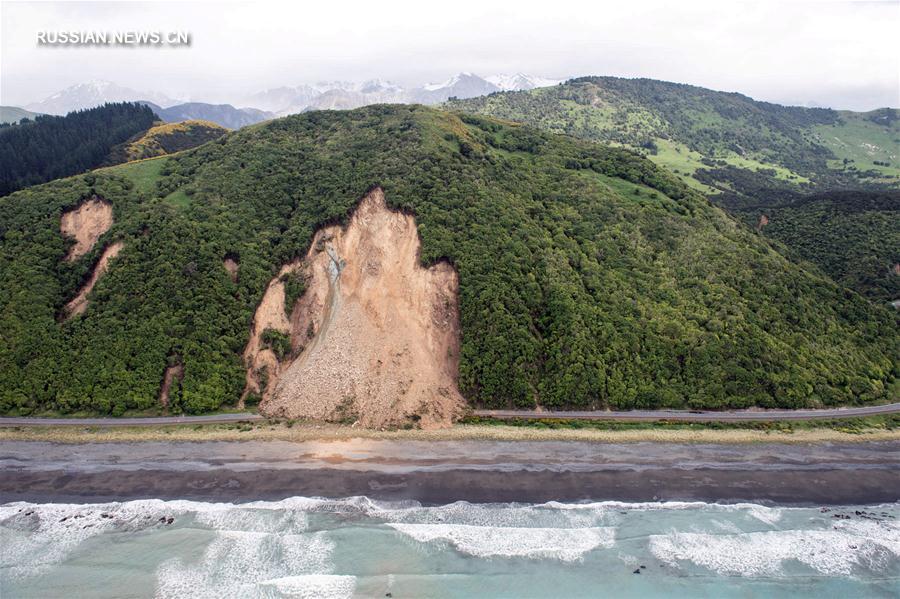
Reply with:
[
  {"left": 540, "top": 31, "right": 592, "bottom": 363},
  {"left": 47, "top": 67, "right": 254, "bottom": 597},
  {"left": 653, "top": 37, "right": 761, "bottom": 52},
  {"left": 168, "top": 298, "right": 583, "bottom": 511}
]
[
  {"left": 0, "top": 105, "right": 896, "bottom": 417},
  {"left": 448, "top": 78, "right": 900, "bottom": 302},
  {"left": 448, "top": 77, "right": 900, "bottom": 205}
]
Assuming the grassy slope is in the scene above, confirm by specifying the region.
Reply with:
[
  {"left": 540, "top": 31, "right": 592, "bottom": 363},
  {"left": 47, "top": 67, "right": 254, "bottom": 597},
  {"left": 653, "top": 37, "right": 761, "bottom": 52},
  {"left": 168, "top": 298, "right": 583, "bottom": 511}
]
[
  {"left": 0, "top": 105, "right": 896, "bottom": 417},
  {"left": 449, "top": 78, "right": 900, "bottom": 199},
  {"left": 809, "top": 110, "right": 900, "bottom": 182},
  {"left": 449, "top": 78, "right": 899, "bottom": 196}
]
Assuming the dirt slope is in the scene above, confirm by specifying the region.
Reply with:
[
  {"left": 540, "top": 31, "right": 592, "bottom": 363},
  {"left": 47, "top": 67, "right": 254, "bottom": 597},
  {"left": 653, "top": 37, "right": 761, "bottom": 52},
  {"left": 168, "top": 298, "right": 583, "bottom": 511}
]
[
  {"left": 64, "top": 242, "right": 124, "bottom": 318},
  {"left": 244, "top": 188, "right": 464, "bottom": 429},
  {"left": 240, "top": 260, "right": 303, "bottom": 405},
  {"left": 60, "top": 198, "right": 113, "bottom": 261},
  {"left": 158, "top": 364, "right": 184, "bottom": 407}
]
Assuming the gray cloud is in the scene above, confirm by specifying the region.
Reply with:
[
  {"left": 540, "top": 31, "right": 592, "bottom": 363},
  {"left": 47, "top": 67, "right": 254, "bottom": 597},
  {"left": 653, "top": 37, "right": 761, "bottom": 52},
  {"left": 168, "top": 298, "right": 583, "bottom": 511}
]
[{"left": 2, "top": 0, "right": 897, "bottom": 110}]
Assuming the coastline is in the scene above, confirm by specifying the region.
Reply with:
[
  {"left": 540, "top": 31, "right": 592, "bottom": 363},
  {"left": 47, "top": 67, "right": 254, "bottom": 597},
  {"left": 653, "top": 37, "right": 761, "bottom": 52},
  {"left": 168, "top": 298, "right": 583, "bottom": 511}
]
[{"left": 2, "top": 438, "right": 898, "bottom": 506}]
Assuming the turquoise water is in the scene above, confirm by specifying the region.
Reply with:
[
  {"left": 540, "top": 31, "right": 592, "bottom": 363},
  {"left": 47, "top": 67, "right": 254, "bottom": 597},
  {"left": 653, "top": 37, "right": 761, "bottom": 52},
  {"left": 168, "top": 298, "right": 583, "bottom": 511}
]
[{"left": 1, "top": 498, "right": 898, "bottom": 598}]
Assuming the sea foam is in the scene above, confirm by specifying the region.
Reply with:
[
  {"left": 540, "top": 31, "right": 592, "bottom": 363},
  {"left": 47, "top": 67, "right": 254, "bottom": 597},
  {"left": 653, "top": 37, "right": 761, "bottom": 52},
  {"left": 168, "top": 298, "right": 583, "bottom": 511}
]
[
  {"left": 258, "top": 575, "right": 356, "bottom": 599},
  {"left": 155, "top": 530, "right": 334, "bottom": 598},
  {"left": 388, "top": 523, "right": 615, "bottom": 561},
  {"left": 649, "top": 519, "right": 900, "bottom": 577}
]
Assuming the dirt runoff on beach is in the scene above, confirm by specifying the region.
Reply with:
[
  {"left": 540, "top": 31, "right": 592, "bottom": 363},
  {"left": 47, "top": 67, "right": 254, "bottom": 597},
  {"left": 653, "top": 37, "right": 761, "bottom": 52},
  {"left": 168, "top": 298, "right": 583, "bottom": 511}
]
[{"left": 242, "top": 188, "right": 464, "bottom": 429}]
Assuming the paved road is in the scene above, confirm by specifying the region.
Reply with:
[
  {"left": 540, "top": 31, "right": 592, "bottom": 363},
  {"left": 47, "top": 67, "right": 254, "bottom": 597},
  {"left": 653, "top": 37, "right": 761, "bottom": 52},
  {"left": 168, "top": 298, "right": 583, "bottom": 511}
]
[
  {"left": 474, "top": 402, "right": 900, "bottom": 422},
  {"left": 1, "top": 403, "right": 898, "bottom": 427}
]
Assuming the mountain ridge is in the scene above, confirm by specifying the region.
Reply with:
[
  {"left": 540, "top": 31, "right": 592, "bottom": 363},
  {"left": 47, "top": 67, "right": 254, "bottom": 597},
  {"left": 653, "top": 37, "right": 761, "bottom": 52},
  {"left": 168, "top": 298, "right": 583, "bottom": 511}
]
[{"left": 25, "top": 80, "right": 182, "bottom": 115}]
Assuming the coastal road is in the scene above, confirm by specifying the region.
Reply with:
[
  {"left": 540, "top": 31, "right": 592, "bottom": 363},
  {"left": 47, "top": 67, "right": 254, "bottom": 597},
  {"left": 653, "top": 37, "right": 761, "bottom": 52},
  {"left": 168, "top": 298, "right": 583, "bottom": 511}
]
[
  {"left": 1, "top": 402, "right": 899, "bottom": 426},
  {"left": 474, "top": 402, "right": 900, "bottom": 422}
]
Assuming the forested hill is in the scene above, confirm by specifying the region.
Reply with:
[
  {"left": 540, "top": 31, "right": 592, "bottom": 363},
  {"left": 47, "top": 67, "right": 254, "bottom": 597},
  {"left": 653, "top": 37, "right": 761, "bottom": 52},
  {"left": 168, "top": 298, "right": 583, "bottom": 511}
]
[
  {"left": 103, "top": 120, "right": 228, "bottom": 164},
  {"left": 447, "top": 77, "right": 900, "bottom": 205},
  {"left": 0, "top": 105, "right": 896, "bottom": 417},
  {"left": 448, "top": 78, "right": 900, "bottom": 303},
  {"left": 0, "top": 103, "right": 156, "bottom": 196},
  {"left": 733, "top": 190, "right": 900, "bottom": 304}
]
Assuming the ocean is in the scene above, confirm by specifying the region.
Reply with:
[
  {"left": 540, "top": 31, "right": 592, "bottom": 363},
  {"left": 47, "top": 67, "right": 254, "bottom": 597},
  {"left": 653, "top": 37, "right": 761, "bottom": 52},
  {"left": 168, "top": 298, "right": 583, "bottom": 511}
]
[{"left": 1, "top": 498, "right": 898, "bottom": 598}]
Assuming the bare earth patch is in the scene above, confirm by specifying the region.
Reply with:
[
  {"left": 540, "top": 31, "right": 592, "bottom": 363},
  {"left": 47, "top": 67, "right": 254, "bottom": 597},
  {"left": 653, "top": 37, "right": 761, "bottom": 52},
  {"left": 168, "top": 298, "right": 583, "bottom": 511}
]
[
  {"left": 64, "top": 242, "right": 124, "bottom": 318},
  {"left": 60, "top": 197, "right": 113, "bottom": 261},
  {"left": 243, "top": 188, "right": 464, "bottom": 429},
  {"left": 240, "top": 260, "right": 303, "bottom": 405},
  {"left": 158, "top": 364, "right": 184, "bottom": 407},
  {"left": 223, "top": 257, "right": 239, "bottom": 282}
]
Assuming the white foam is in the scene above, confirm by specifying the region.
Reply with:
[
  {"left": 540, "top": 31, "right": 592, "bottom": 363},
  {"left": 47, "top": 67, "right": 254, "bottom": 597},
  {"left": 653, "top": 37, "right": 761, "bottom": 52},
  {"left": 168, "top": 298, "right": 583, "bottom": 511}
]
[
  {"left": 388, "top": 523, "right": 615, "bottom": 561},
  {"left": 193, "top": 505, "right": 308, "bottom": 533},
  {"left": 368, "top": 500, "right": 607, "bottom": 529},
  {"left": 745, "top": 504, "right": 783, "bottom": 526},
  {"left": 0, "top": 500, "right": 192, "bottom": 579},
  {"left": 155, "top": 530, "right": 334, "bottom": 598},
  {"left": 258, "top": 575, "right": 356, "bottom": 598},
  {"left": 649, "top": 520, "right": 900, "bottom": 577}
]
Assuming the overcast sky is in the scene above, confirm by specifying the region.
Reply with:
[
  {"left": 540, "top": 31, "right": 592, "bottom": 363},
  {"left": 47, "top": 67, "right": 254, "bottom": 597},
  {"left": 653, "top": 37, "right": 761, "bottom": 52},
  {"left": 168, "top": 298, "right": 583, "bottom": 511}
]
[{"left": 2, "top": 0, "right": 898, "bottom": 110}]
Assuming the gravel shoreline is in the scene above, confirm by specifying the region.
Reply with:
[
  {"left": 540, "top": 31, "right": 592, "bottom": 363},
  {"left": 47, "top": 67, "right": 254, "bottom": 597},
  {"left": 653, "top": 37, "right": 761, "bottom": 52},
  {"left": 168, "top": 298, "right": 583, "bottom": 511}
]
[{"left": 2, "top": 439, "right": 898, "bottom": 505}]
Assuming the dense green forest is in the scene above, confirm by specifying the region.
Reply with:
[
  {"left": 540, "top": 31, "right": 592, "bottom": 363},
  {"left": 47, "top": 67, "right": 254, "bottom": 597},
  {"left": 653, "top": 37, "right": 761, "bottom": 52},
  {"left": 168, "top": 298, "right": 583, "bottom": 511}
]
[
  {"left": 448, "top": 78, "right": 900, "bottom": 302},
  {"left": 0, "top": 103, "right": 156, "bottom": 196},
  {"left": 734, "top": 190, "right": 900, "bottom": 303},
  {"left": 0, "top": 105, "right": 896, "bottom": 416}
]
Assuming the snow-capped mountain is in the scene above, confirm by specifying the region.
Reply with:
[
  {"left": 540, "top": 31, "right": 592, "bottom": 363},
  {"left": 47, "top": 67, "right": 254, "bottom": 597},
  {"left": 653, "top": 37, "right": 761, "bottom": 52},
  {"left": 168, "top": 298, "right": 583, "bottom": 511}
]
[
  {"left": 248, "top": 74, "right": 559, "bottom": 114},
  {"left": 486, "top": 73, "right": 562, "bottom": 91},
  {"left": 246, "top": 85, "right": 321, "bottom": 113},
  {"left": 413, "top": 73, "right": 500, "bottom": 103},
  {"left": 24, "top": 73, "right": 563, "bottom": 123},
  {"left": 248, "top": 80, "right": 406, "bottom": 114},
  {"left": 25, "top": 81, "right": 180, "bottom": 115}
]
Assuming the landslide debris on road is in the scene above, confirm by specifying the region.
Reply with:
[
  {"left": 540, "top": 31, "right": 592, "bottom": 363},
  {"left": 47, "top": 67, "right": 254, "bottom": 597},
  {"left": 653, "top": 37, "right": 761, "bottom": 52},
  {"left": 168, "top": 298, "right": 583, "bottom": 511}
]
[
  {"left": 242, "top": 188, "right": 464, "bottom": 429},
  {"left": 60, "top": 197, "right": 113, "bottom": 262}
]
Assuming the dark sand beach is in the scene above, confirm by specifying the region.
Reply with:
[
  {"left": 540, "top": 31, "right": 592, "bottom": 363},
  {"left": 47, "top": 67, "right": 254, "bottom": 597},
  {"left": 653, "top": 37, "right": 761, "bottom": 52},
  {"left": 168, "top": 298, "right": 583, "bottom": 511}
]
[{"left": 2, "top": 439, "right": 898, "bottom": 505}]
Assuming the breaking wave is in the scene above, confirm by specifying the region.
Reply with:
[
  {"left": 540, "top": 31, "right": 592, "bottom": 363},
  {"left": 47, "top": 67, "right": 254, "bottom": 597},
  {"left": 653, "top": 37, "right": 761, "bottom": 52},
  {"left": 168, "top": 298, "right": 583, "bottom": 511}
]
[{"left": 2, "top": 498, "right": 898, "bottom": 596}]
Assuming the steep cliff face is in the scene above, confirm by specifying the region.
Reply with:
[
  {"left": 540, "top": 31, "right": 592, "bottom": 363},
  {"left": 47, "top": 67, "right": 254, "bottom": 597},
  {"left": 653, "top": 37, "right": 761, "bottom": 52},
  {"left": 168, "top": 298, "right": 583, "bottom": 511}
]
[
  {"left": 242, "top": 188, "right": 464, "bottom": 428},
  {"left": 240, "top": 260, "right": 303, "bottom": 406}
]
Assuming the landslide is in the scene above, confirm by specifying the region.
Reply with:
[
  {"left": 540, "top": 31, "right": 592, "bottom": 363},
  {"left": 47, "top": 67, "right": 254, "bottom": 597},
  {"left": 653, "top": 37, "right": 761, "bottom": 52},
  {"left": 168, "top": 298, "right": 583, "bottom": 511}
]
[
  {"left": 244, "top": 188, "right": 463, "bottom": 429},
  {"left": 60, "top": 197, "right": 113, "bottom": 261},
  {"left": 0, "top": 105, "right": 896, "bottom": 417}
]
